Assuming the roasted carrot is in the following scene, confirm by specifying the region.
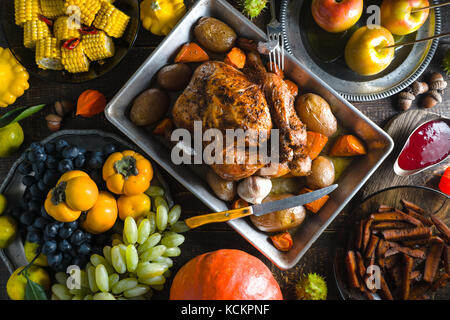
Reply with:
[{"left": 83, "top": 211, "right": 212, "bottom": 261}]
[
  {"left": 153, "top": 118, "right": 173, "bottom": 136},
  {"left": 424, "top": 237, "right": 445, "bottom": 283},
  {"left": 224, "top": 47, "right": 246, "bottom": 69},
  {"left": 329, "top": 135, "right": 367, "bottom": 157},
  {"left": 270, "top": 232, "right": 293, "bottom": 252},
  {"left": 284, "top": 79, "right": 298, "bottom": 97},
  {"left": 266, "top": 61, "right": 284, "bottom": 78},
  {"left": 174, "top": 43, "right": 209, "bottom": 63},
  {"left": 400, "top": 253, "right": 414, "bottom": 300},
  {"left": 345, "top": 250, "right": 360, "bottom": 288},
  {"left": 382, "top": 227, "right": 432, "bottom": 242},
  {"left": 305, "top": 131, "right": 328, "bottom": 161},
  {"left": 299, "top": 187, "right": 329, "bottom": 213}
]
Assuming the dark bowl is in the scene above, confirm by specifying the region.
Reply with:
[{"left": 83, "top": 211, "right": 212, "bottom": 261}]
[
  {"left": 1, "top": 0, "right": 140, "bottom": 83},
  {"left": 333, "top": 185, "right": 449, "bottom": 300}
]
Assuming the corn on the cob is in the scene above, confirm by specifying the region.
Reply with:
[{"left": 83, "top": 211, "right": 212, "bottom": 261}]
[
  {"left": 40, "top": 0, "right": 65, "bottom": 18},
  {"left": 81, "top": 31, "right": 114, "bottom": 61},
  {"left": 61, "top": 42, "right": 90, "bottom": 73},
  {"left": 24, "top": 20, "right": 50, "bottom": 49},
  {"left": 93, "top": 1, "right": 130, "bottom": 38},
  {"left": 36, "top": 37, "right": 64, "bottom": 70},
  {"left": 54, "top": 16, "right": 80, "bottom": 41},
  {"left": 15, "top": 0, "right": 41, "bottom": 26},
  {"left": 65, "top": 0, "right": 101, "bottom": 26}
]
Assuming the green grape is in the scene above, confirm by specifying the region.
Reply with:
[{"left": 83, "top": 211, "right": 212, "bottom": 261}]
[
  {"left": 126, "top": 245, "right": 139, "bottom": 272},
  {"left": 170, "top": 221, "right": 190, "bottom": 233},
  {"left": 156, "top": 205, "right": 168, "bottom": 231},
  {"left": 93, "top": 292, "right": 116, "bottom": 300},
  {"left": 145, "top": 185, "right": 165, "bottom": 197},
  {"left": 109, "top": 273, "right": 120, "bottom": 288},
  {"left": 111, "top": 245, "right": 127, "bottom": 274},
  {"left": 87, "top": 265, "right": 99, "bottom": 293},
  {"left": 138, "top": 275, "right": 166, "bottom": 286},
  {"left": 154, "top": 196, "right": 169, "bottom": 211},
  {"left": 51, "top": 284, "right": 73, "bottom": 300},
  {"left": 55, "top": 272, "right": 68, "bottom": 285},
  {"left": 95, "top": 264, "right": 109, "bottom": 293},
  {"left": 80, "top": 270, "right": 89, "bottom": 288},
  {"left": 137, "top": 219, "right": 151, "bottom": 244},
  {"left": 111, "top": 278, "right": 139, "bottom": 294},
  {"left": 140, "top": 245, "right": 166, "bottom": 262},
  {"left": 168, "top": 204, "right": 181, "bottom": 226},
  {"left": 51, "top": 294, "right": 58, "bottom": 300},
  {"left": 103, "top": 246, "right": 112, "bottom": 265},
  {"left": 138, "top": 233, "right": 161, "bottom": 254},
  {"left": 83, "top": 294, "right": 93, "bottom": 300},
  {"left": 69, "top": 287, "right": 90, "bottom": 296},
  {"left": 124, "top": 285, "right": 151, "bottom": 298},
  {"left": 150, "top": 284, "right": 164, "bottom": 291},
  {"left": 135, "top": 215, "right": 145, "bottom": 227},
  {"left": 147, "top": 212, "right": 156, "bottom": 234},
  {"left": 154, "top": 256, "right": 173, "bottom": 268},
  {"left": 163, "top": 247, "right": 181, "bottom": 257},
  {"left": 161, "top": 233, "right": 185, "bottom": 247},
  {"left": 72, "top": 295, "right": 83, "bottom": 300},
  {"left": 136, "top": 262, "right": 167, "bottom": 279},
  {"left": 124, "top": 216, "right": 138, "bottom": 244},
  {"left": 90, "top": 254, "right": 115, "bottom": 275}
]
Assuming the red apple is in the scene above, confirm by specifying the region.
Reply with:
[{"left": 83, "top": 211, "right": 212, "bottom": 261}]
[
  {"left": 311, "top": 0, "right": 364, "bottom": 33},
  {"left": 381, "top": 0, "right": 430, "bottom": 35},
  {"left": 345, "top": 26, "right": 395, "bottom": 76}
]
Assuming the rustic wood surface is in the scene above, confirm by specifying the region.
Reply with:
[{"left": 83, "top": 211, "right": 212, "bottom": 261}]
[{"left": 0, "top": 0, "right": 449, "bottom": 300}]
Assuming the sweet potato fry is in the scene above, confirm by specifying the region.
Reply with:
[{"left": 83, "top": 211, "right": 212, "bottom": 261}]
[
  {"left": 370, "top": 211, "right": 422, "bottom": 227},
  {"left": 382, "top": 227, "right": 432, "bottom": 242},
  {"left": 378, "top": 272, "right": 394, "bottom": 300},
  {"left": 388, "top": 241, "right": 426, "bottom": 259},
  {"left": 384, "top": 254, "right": 400, "bottom": 269},
  {"left": 405, "top": 208, "right": 432, "bottom": 226},
  {"left": 355, "top": 220, "right": 364, "bottom": 251},
  {"left": 400, "top": 254, "right": 414, "bottom": 300},
  {"left": 430, "top": 215, "right": 450, "bottom": 242},
  {"left": 410, "top": 270, "right": 421, "bottom": 281},
  {"left": 345, "top": 250, "right": 360, "bottom": 288},
  {"left": 400, "top": 199, "right": 425, "bottom": 215},
  {"left": 365, "top": 235, "right": 380, "bottom": 259},
  {"left": 424, "top": 237, "right": 445, "bottom": 283},
  {"left": 329, "top": 135, "right": 367, "bottom": 157},
  {"left": 174, "top": 43, "right": 209, "bottom": 63},
  {"left": 378, "top": 204, "right": 394, "bottom": 213},
  {"left": 362, "top": 219, "right": 373, "bottom": 252},
  {"left": 430, "top": 273, "right": 449, "bottom": 291},
  {"left": 372, "top": 221, "right": 414, "bottom": 230},
  {"left": 443, "top": 245, "right": 449, "bottom": 275},
  {"left": 408, "top": 282, "right": 431, "bottom": 300},
  {"left": 401, "top": 238, "right": 431, "bottom": 247},
  {"left": 376, "top": 239, "right": 390, "bottom": 268},
  {"left": 355, "top": 251, "right": 368, "bottom": 292},
  {"left": 305, "top": 131, "right": 328, "bottom": 161}
]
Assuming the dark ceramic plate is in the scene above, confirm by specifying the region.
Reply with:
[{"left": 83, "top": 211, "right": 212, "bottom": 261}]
[
  {"left": 1, "top": 0, "right": 140, "bottom": 83},
  {"left": 334, "top": 186, "right": 449, "bottom": 300}
]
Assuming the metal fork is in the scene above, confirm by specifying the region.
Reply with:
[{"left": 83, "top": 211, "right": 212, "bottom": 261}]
[{"left": 266, "top": 0, "right": 284, "bottom": 72}]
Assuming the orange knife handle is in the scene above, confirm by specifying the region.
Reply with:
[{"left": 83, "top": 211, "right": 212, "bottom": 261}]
[{"left": 184, "top": 207, "right": 253, "bottom": 229}]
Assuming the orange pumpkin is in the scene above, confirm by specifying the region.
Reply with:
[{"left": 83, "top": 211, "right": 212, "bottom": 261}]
[{"left": 169, "top": 249, "right": 283, "bottom": 300}]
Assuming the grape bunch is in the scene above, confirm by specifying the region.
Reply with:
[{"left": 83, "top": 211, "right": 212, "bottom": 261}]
[
  {"left": 51, "top": 191, "right": 189, "bottom": 300},
  {"left": 11, "top": 139, "right": 118, "bottom": 270}
]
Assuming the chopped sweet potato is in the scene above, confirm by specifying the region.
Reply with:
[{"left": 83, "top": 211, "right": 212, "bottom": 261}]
[
  {"left": 299, "top": 187, "right": 329, "bottom": 213},
  {"left": 329, "top": 135, "right": 367, "bottom": 157},
  {"left": 270, "top": 232, "right": 293, "bottom": 252},
  {"left": 305, "top": 131, "right": 328, "bottom": 161},
  {"left": 174, "top": 43, "right": 209, "bottom": 63},
  {"left": 266, "top": 61, "right": 284, "bottom": 78},
  {"left": 232, "top": 198, "right": 248, "bottom": 209},
  {"left": 153, "top": 118, "right": 173, "bottom": 136},
  {"left": 284, "top": 79, "right": 298, "bottom": 97},
  {"left": 224, "top": 47, "right": 246, "bottom": 69}
]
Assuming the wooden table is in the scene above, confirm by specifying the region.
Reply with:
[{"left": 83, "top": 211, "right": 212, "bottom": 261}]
[{"left": 0, "top": 0, "right": 449, "bottom": 300}]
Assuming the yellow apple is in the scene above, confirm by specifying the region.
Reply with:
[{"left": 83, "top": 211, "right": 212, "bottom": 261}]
[
  {"left": 381, "top": 0, "right": 430, "bottom": 35},
  {"left": 312, "top": 0, "right": 364, "bottom": 33}
]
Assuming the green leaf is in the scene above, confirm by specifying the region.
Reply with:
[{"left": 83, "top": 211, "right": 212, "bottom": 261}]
[
  {"left": 25, "top": 279, "right": 48, "bottom": 300},
  {"left": 0, "top": 104, "right": 45, "bottom": 128}
]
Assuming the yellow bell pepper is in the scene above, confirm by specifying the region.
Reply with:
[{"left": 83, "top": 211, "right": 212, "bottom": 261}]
[
  {"left": 44, "top": 170, "right": 99, "bottom": 222},
  {"left": 103, "top": 150, "right": 153, "bottom": 196},
  {"left": 140, "top": 0, "right": 186, "bottom": 36},
  {"left": 0, "top": 48, "right": 29, "bottom": 108}
]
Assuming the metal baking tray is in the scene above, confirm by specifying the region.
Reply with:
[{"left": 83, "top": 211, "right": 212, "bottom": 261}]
[{"left": 105, "top": 0, "right": 394, "bottom": 270}]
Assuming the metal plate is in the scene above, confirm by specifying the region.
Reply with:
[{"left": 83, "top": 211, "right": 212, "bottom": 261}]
[
  {"left": 105, "top": 0, "right": 394, "bottom": 270},
  {"left": 281, "top": 0, "right": 441, "bottom": 102},
  {"left": 0, "top": 129, "right": 173, "bottom": 275}
]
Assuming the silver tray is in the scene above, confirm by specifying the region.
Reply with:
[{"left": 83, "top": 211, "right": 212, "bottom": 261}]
[
  {"left": 105, "top": 0, "right": 394, "bottom": 270},
  {"left": 0, "top": 129, "right": 173, "bottom": 275},
  {"left": 281, "top": 0, "right": 441, "bottom": 102}
]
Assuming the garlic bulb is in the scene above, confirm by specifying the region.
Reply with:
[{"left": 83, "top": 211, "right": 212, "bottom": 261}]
[{"left": 237, "top": 176, "right": 272, "bottom": 204}]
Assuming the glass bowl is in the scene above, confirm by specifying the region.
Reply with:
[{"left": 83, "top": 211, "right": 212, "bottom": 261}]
[
  {"left": 334, "top": 185, "right": 449, "bottom": 300},
  {"left": 1, "top": 0, "right": 140, "bottom": 83}
]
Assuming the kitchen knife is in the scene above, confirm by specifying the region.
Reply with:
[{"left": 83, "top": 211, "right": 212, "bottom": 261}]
[{"left": 184, "top": 184, "right": 338, "bottom": 229}]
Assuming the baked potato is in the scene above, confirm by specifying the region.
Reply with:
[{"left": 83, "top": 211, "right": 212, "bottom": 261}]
[
  {"left": 206, "top": 169, "right": 236, "bottom": 201},
  {"left": 250, "top": 193, "right": 306, "bottom": 232},
  {"left": 295, "top": 93, "right": 337, "bottom": 137},
  {"left": 194, "top": 17, "right": 237, "bottom": 53},
  {"left": 157, "top": 63, "right": 192, "bottom": 92},
  {"left": 130, "top": 88, "right": 169, "bottom": 126},
  {"left": 306, "top": 156, "right": 335, "bottom": 189}
]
